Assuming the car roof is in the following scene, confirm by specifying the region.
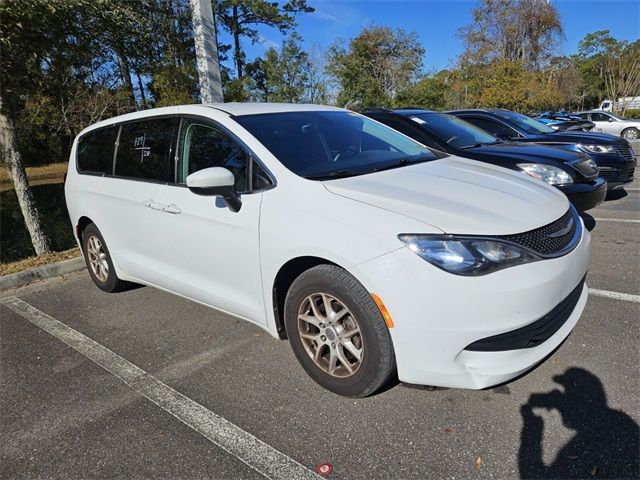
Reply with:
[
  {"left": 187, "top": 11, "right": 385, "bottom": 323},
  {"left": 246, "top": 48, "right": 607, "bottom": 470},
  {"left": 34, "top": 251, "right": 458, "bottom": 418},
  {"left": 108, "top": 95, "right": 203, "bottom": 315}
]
[
  {"left": 76, "top": 103, "right": 344, "bottom": 137},
  {"left": 211, "top": 102, "right": 343, "bottom": 116},
  {"left": 445, "top": 108, "right": 505, "bottom": 114},
  {"left": 361, "top": 108, "right": 437, "bottom": 116}
]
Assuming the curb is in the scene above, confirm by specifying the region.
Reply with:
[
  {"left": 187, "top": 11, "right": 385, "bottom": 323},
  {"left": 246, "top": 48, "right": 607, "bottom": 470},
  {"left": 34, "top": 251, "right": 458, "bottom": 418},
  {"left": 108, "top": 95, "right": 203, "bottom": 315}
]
[{"left": 0, "top": 257, "right": 85, "bottom": 291}]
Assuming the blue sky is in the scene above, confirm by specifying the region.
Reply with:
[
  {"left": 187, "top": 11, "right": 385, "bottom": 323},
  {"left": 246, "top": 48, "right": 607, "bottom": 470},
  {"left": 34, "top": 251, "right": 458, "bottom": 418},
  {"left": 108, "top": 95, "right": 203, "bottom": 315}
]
[{"left": 217, "top": 0, "right": 640, "bottom": 73}]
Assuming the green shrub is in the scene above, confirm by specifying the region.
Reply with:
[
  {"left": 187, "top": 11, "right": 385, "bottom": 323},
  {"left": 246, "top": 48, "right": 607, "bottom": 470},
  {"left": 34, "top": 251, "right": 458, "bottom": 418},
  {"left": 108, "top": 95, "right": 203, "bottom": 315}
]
[{"left": 622, "top": 109, "right": 640, "bottom": 119}]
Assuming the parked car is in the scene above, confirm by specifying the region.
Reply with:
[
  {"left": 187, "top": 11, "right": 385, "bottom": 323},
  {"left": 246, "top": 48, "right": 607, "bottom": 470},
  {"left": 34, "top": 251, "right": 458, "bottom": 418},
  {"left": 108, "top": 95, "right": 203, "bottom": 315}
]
[
  {"left": 574, "top": 111, "right": 640, "bottom": 140},
  {"left": 66, "top": 103, "right": 591, "bottom": 397},
  {"left": 362, "top": 108, "right": 606, "bottom": 211},
  {"left": 449, "top": 108, "right": 637, "bottom": 189},
  {"left": 534, "top": 112, "right": 595, "bottom": 132}
]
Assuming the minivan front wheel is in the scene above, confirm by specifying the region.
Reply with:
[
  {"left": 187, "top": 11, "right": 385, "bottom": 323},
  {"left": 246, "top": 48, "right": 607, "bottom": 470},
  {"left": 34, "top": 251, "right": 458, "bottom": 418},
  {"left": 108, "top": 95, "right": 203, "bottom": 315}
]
[
  {"left": 284, "top": 264, "right": 396, "bottom": 397},
  {"left": 82, "top": 224, "right": 127, "bottom": 292}
]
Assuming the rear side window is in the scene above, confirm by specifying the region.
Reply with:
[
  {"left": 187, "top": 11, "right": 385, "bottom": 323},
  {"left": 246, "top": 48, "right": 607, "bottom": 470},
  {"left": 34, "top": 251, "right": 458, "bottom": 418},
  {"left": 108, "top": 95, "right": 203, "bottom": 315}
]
[
  {"left": 115, "top": 118, "right": 179, "bottom": 182},
  {"left": 77, "top": 127, "right": 118, "bottom": 175}
]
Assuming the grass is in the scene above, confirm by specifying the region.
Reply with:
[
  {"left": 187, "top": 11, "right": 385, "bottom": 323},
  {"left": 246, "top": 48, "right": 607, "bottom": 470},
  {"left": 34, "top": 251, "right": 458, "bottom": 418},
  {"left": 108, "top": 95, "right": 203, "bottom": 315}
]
[
  {"left": 0, "top": 162, "right": 68, "bottom": 184},
  {"left": 0, "top": 247, "right": 81, "bottom": 276}
]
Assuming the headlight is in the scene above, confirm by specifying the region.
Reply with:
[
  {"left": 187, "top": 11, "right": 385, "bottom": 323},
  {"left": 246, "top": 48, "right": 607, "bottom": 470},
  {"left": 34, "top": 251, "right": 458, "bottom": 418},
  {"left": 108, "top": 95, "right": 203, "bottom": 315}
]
[
  {"left": 517, "top": 163, "right": 573, "bottom": 185},
  {"left": 398, "top": 235, "right": 540, "bottom": 276},
  {"left": 578, "top": 144, "right": 615, "bottom": 154}
]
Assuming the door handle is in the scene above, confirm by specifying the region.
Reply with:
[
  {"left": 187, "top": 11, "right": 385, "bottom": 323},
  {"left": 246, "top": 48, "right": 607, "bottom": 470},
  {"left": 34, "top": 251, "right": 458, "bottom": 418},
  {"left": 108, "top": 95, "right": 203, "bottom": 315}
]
[
  {"left": 144, "top": 199, "right": 164, "bottom": 211},
  {"left": 162, "top": 204, "right": 182, "bottom": 214}
]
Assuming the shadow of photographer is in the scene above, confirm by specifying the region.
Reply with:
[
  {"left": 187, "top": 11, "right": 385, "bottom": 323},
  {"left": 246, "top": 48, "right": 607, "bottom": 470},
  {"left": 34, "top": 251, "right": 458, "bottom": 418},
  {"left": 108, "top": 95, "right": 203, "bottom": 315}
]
[{"left": 519, "top": 368, "right": 639, "bottom": 479}]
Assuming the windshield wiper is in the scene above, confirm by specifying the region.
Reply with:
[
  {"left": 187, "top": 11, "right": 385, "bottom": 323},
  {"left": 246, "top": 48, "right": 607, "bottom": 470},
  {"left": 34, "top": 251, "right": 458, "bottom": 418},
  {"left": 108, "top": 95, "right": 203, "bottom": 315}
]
[
  {"left": 373, "top": 156, "right": 432, "bottom": 172},
  {"left": 306, "top": 169, "right": 359, "bottom": 180},
  {"left": 459, "top": 141, "right": 501, "bottom": 150}
]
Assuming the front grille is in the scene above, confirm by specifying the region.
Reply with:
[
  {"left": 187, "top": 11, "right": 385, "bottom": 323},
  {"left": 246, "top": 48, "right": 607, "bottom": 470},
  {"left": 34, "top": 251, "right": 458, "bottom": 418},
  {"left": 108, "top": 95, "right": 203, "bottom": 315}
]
[
  {"left": 465, "top": 276, "right": 586, "bottom": 352},
  {"left": 496, "top": 209, "right": 578, "bottom": 256},
  {"left": 614, "top": 140, "right": 636, "bottom": 163},
  {"left": 571, "top": 159, "right": 598, "bottom": 179},
  {"left": 599, "top": 165, "right": 635, "bottom": 182}
]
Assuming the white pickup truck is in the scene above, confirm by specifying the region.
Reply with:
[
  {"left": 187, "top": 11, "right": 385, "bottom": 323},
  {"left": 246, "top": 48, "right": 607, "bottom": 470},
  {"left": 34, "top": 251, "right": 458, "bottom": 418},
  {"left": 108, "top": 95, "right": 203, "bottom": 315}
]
[{"left": 599, "top": 97, "right": 640, "bottom": 112}]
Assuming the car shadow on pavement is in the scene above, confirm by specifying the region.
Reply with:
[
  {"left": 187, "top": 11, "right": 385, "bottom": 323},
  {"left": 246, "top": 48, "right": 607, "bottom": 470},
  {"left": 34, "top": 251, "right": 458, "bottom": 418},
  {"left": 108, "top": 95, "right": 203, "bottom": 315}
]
[
  {"left": 579, "top": 212, "right": 596, "bottom": 231},
  {"left": 605, "top": 188, "right": 628, "bottom": 202},
  {"left": 518, "top": 367, "right": 639, "bottom": 479}
]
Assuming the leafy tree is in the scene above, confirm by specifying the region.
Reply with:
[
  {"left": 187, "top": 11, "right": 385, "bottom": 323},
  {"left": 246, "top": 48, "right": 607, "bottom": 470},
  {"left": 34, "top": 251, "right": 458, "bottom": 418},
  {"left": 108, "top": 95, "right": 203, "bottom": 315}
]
[
  {"left": 470, "top": 60, "right": 564, "bottom": 111},
  {"left": 578, "top": 30, "right": 640, "bottom": 114},
  {"left": 248, "top": 34, "right": 309, "bottom": 102},
  {"left": 396, "top": 72, "right": 449, "bottom": 110},
  {"left": 460, "top": 0, "right": 564, "bottom": 69},
  {"left": 327, "top": 26, "right": 424, "bottom": 108},
  {"left": 214, "top": 0, "right": 314, "bottom": 80}
]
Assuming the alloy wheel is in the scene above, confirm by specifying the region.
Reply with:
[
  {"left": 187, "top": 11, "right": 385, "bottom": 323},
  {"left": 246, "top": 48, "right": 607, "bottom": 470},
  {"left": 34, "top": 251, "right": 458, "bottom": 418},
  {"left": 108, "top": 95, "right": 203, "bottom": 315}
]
[
  {"left": 623, "top": 128, "right": 639, "bottom": 140},
  {"left": 87, "top": 235, "right": 109, "bottom": 282},
  {"left": 297, "top": 293, "right": 364, "bottom": 378}
]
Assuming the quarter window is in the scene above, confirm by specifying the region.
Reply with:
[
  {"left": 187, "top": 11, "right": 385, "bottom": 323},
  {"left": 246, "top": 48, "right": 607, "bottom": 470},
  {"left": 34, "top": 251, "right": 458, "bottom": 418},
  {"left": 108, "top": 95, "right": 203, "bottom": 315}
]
[
  {"left": 178, "top": 120, "right": 250, "bottom": 192},
  {"left": 77, "top": 126, "right": 118, "bottom": 175},
  {"left": 115, "top": 118, "right": 179, "bottom": 182}
]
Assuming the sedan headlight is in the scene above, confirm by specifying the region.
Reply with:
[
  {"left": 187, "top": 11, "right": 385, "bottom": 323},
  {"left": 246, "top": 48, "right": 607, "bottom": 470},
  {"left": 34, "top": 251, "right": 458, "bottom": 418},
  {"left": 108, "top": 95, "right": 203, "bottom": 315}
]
[
  {"left": 578, "top": 144, "right": 615, "bottom": 154},
  {"left": 517, "top": 163, "right": 573, "bottom": 185},
  {"left": 398, "top": 235, "right": 540, "bottom": 276}
]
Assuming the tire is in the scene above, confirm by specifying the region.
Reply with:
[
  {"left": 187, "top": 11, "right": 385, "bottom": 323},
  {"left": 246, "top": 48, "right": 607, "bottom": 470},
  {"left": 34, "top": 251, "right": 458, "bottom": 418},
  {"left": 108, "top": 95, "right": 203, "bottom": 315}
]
[
  {"left": 82, "top": 223, "right": 127, "bottom": 293},
  {"left": 284, "top": 264, "right": 396, "bottom": 397},
  {"left": 621, "top": 127, "right": 640, "bottom": 140}
]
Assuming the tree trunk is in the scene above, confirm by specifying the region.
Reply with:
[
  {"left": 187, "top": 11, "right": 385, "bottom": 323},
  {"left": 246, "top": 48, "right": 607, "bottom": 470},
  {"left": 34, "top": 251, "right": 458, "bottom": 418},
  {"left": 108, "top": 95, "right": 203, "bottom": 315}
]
[
  {"left": 0, "top": 98, "right": 52, "bottom": 256},
  {"left": 232, "top": 2, "right": 243, "bottom": 79},
  {"left": 135, "top": 71, "right": 147, "bottom": 107},
  {"left": 117, "top": 50, "right": 137, "bottom": 109},
  {"left": 190, "top": 0, "right": 224, "bottom": 103}
]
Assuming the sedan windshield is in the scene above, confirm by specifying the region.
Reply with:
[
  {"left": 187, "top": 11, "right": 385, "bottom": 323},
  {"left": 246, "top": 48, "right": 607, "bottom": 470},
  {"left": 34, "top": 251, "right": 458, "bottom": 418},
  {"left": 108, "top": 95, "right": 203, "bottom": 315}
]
[
  {"left": 408, "top": 112, "right": 499, "bottom": 149},
  {"left": 494, "top": 110, "right": 556, "bottom": 134},
  {"left": 234, "top": 111, "right": 441, "bottom": 180}
]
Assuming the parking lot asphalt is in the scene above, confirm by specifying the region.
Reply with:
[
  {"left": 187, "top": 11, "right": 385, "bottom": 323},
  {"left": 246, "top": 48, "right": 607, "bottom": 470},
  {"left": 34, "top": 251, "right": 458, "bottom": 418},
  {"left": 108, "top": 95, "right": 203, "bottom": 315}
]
[{"left": 2, "top": 180, "right": 639, "bottom": 480}]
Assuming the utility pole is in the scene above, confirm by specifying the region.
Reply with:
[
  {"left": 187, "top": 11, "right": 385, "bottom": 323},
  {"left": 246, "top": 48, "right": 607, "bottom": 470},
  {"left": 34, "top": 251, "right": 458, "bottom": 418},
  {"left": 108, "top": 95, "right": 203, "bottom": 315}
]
[{"left": 190, "top": 0, "right": 224, "bottom": 103}]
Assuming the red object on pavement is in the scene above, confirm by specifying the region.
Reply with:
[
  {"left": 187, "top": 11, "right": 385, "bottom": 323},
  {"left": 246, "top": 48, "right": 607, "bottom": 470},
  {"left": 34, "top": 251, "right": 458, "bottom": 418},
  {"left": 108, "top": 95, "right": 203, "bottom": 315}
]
[{"left": 315, "top": 463, "right": 333, "bottom": 476}]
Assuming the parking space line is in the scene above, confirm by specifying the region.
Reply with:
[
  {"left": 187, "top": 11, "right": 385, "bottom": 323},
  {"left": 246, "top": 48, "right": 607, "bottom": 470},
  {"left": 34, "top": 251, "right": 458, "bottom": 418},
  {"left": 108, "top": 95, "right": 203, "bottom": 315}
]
[
  {"left": 593, "top": 218, "right": 640, "bottom": 224},
  {"left": 0, "top": 296, "right": 320, "bottom": 480},
  {"left": 589, "top": 288, "right": 640, "bottom": 304},
  {"left": 624, "top": 188, "right": 640, "bottom": 191}
]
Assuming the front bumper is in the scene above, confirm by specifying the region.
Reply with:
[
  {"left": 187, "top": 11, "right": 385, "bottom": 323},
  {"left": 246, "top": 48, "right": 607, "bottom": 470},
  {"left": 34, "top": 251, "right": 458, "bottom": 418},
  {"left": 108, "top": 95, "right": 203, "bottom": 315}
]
[
  {"left": 558, "top": 177, "right": 607, "bottom": 211},
  {"left": 349, "top": 221, "right": 591, "bottom": 389},
  {"left": 591, "top": 153, "right": 636, "bottom": 189}
]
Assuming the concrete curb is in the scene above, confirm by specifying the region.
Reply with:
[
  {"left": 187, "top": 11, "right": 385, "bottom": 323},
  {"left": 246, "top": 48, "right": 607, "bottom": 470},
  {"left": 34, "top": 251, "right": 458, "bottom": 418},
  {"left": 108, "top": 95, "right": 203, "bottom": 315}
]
[{"left": 0, "top": 257, "right": 85, "bottom": 291}]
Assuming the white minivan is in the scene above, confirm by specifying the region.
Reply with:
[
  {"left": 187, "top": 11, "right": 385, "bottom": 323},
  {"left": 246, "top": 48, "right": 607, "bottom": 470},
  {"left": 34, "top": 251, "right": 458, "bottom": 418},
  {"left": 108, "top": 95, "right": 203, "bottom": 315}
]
[{"left": 65, "top": 103, "right": 591, "bottom": 397}]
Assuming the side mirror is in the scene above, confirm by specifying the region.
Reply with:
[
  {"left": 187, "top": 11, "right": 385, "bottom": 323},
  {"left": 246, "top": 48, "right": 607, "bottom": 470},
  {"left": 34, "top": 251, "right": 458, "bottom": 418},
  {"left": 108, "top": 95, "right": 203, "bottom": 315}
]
[
  {"left": 186, "top": 167, "right": 242, "bottom": 212},
  {"left": 495, "top": 132, "right": 513, "bottom": 141},
  {"left": 608, "top": 117, "right": 615, "bottom": 122}
]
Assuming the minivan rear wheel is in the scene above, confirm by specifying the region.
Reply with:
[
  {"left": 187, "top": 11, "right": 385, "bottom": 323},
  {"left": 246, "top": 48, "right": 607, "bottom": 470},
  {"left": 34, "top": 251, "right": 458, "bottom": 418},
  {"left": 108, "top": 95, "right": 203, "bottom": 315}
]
[
  {"left": 284, "top": 264, "right": 396, "bottom": 397},
  {"left": 82, "top": 224, "right": 127, "bottom": 293}
]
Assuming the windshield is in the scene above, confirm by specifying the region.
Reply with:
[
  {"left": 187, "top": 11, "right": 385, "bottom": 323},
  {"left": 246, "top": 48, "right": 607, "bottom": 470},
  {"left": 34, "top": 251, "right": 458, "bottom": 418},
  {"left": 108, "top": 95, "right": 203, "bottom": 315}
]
[
  {"left": 493, "top": 110, "right": 556, "bottom": 134},
  {"left": 235, "top": 111, "right": 440, "bottom": 179},
  {"left": 409, "top": 112, "right": 499, "bottom": 149}
]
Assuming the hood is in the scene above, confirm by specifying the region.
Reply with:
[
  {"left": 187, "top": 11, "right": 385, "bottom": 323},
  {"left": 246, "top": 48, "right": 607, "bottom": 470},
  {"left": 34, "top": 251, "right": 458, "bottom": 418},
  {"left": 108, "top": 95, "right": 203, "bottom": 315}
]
[
  {"left": 323, "top": 156, "right": 569, "bottom": 235},
  {"left": 532, "top": 130, "right": 622, "bottom": 145},
  {"left": 469, "top": 142, "right": 587, "bottom": 164}
]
